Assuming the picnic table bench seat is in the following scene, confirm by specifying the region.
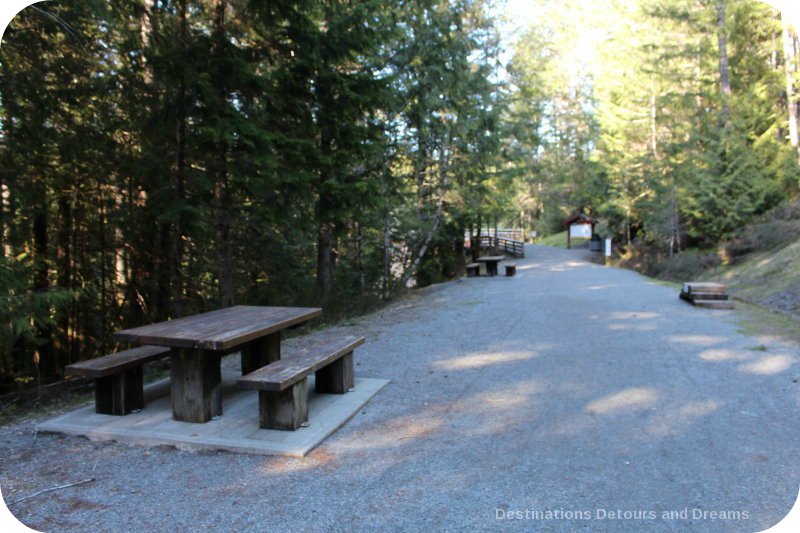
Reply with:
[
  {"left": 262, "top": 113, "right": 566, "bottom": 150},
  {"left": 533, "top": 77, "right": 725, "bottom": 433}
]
[
  {"left": 237, "top": 335, "right": 365, "bottom": 430},
  {"left": 505, "top": 263, "right": 516, "bottom": 276},
  {"left": 466, "top": 263, "right": 481, "bottom": 277},
  {"left": 65, "top": 345, "right": 171, "bottom": 415}
]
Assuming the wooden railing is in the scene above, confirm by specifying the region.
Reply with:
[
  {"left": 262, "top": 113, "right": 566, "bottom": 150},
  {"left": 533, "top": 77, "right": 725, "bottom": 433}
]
[
  {"left": 474, "top": 235, "right": 525, "bottom": 258},
  {"left": 478, "top": 228, "right": 525, "bottom": 241}
]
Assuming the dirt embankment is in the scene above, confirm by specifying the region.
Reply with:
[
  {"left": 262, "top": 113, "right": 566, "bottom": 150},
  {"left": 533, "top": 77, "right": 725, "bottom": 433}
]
[{"left": 615, "top": 200, "right": 800, "bottom": 319}]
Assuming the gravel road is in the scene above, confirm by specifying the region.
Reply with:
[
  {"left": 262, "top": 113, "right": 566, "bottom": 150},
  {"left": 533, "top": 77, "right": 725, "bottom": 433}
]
[{"left": 2, "top": 244, "right": 799, "bottom": 532}]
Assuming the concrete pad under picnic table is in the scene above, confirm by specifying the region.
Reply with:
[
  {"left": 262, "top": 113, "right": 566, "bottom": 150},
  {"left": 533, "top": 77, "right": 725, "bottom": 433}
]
[{"left": 38, "top": 370, "right": 388, "bottom": 457}]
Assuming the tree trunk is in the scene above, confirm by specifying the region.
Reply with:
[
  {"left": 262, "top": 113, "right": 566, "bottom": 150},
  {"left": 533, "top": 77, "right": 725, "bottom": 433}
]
[
  {"left": 315, "top": 62, "right": 336, "bottom": 301},
  {"left": 32, "top": 176, "right": 53, "bottom": 379},
  {"left": 415, "top": 111, "right": 427, "bottom": 216},
  {"left": 401, "top": 128, "right": 451, "bottom": 287},
  {"left": 473, "top": 212, "right": 481, "bottom": 262},
  {"left": 383, "top": 208, "right": 392, "bottom": 300},
  {"left": 650, "top": 76, "right": 658, "bottom": 157},
  {"left": 669, "top": 173, "right": 680, "bottom": 257},
  {"left": 783, "top": 15, "right": 799, "bottom": 160},
  {"left": 316, "top": 177, "right": 335, "bottom": 301},
  {"left": 356, "top": 221, "right": 365, "bottom": 293},
  {"left": 400, "top": 198, "right": 444, "bottom": 288},
  {"left": 316, "top": 222, "right": 334, "bottom": 300},
  {"left": 716, "top": 0, "right": 732, "bottom": 124},
  {"left": 380, "top": 168, "right": 392, "bottom": 300},
  {"left": 140, "top": 0, "right": 155, "bottom": 84},
  {"left": 56, "top": 189, "right": 72, "bottom": 361},
  {"left": 0, "top": 75, "right": 10, "bottom": 258},
  {"left": 213, "top": 0, "right": 234, "bottom": 308},
  {"left": 171, "top": 0, "right": 188, "bottom": 316},
  {"left": 99, "top": 187, "right": 108, "bottom": 353}
]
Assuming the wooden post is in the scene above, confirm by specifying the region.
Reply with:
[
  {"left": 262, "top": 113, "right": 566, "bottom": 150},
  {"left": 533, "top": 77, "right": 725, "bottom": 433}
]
[
  {"left": 567, "top": 225, "right": 571, "bottom": 249},
  {"left": 259, "top": 378, "right": 308, "bottom": 430},
  {"left": 94, "top": 367, "right": 144, "bottom": 415},
  {"left": 170, "top": 348, "right": 222, "bottom": 423},
  {"left": 241, "top": 332, "right": 280, "bottom": 374},
  {"left": 315, "top": 352, "right": 354, "bottom": 394}
]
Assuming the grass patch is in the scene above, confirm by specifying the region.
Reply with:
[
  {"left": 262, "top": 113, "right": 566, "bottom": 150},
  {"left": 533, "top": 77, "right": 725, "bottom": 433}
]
[
  {"left": 734, "top": 301, "right": 800, "bottom": 345},
  {"left": 711, "top": 239, "right": 800, "bottom": 302},
  {"left": 614, "top": 200, "right": 800, "bottom": 321},
  {"left": 647, "top": 279, "right": 682, "bottom": 289},
  {"left": 747, "top": 344, "right": 769, "bottom": 351},
  {"left": 536, "top": 231, "right": 568, "bottom": 248}
]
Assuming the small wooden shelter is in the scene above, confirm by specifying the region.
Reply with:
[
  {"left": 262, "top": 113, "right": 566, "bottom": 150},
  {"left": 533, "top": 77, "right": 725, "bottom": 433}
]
[{"left": 563, "top": 213, "right": 597, "bottom": 249}]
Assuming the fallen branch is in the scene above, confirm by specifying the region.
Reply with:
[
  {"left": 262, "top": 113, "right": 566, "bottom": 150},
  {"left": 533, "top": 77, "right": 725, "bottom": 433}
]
[{"left": 12, "top": 478, "right": 95, "bottom": 505}]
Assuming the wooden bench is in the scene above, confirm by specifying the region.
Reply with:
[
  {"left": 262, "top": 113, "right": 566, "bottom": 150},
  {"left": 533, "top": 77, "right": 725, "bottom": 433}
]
[
  {"left": 505, "top": 263, "right": 516, "bottom": 276},
  {"left": 466, "top": 263, "right": 481, "bottom": 277},
  {"left": 237, "top": 335, "right": 365, "bottom": 430},
  {"left": 65, "top": 345, "right": 170, "bottom": 415}
]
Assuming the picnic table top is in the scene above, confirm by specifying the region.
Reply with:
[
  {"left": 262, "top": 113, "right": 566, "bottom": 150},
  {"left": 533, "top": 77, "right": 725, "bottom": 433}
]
[
  {"left": 113, "top": 305, "right": 322, "bottom": 351},
  {"left": 476, "top": 255, "right": 506, "bottom": 262}
]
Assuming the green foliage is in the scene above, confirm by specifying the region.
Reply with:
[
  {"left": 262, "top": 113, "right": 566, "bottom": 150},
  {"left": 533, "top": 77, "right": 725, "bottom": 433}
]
[
  {"left": 0, "top": 254, "right": 74, "bottom": 384},
  {"left": 505, "top": 0, "right": 800, "bottom": 251},
  {"left": 3, "top": 0, "right": 799, "bottom": 392},
  {"left": 0, "top": 0, "right": 505, "bottom": 388}
]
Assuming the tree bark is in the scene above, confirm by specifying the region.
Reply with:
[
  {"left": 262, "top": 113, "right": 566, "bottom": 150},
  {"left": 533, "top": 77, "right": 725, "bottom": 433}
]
[
  {"left": 356, "top": 221, "right": 365, "bottom": 293},
  {"left": 171, "top": 0, "right": 188, "bottom": 316},
  {"left": 0, "top": 76, "right": 9, "bottom": 258},
  {"left": 401, "top": 128, "right": 452, "bottom": 287},
  {"left": 383, "top": 208, "right": 392, "bottom": 299},
  {"left": 716, "top": 0, "right": 732, "bottom": 124},
  {"left": 140, "top": 0, "right": 155, "bottom": 84},
  {"left": 416, "top": 111, "right": 427, "bottom": 216},
  {"left": 316, "top": 219, "right": 334, "bottom": 300},
  {"left": 56, "top": 189, "right": 72, "bottom": 361},
  {"left": 400, "top": 196, "right": 444, "bottom": 288},
  {"left": 782, "top": 15, "right": 799, "bottom": 160},
  {"left": 315, "top": 154, "right": 335, "bottom": 301},
  {"left": 650, "top": 76, "right": 658, "bottom": 158},
  {"left": 381, "top": 170, "right": 392, "bottom": 300},
  {"left": 315, "top": 62, "right": 336, "bottom": 301},
  {"left": 212, "top": 0, "right": 234, "bottom": 308},
  {"left": 32, "top": 176, "right": 53, "bottom": 378}
]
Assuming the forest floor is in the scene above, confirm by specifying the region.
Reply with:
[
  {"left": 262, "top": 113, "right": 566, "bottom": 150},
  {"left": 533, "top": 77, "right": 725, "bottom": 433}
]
[{"left": 2, "top": 244, "right": 799, "bottom": 532}]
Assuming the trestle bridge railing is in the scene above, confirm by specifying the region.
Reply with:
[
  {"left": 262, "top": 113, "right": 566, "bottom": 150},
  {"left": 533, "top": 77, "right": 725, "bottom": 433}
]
[{"left": 472, "top": 235, "right": 525, "bottom": 258}]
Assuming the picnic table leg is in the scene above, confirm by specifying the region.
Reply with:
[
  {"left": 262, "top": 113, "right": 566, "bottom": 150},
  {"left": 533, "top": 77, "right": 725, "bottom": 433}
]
[
  {"left": 315, "top": 351, "right": 355, "bottom": 394},
  {"left": 94, "top": 367, "right": 144, "bottom": 415},
  {"left": 169, "top": 348, "right": 222, "bottom": 423},
  {"left": 240, "top": 332, "right": 280, "bottom": 374},
  {"left": 487, "top": 261, "right": 498, "bottom": 277},
  {"left": 259, "top": 378, "right": 308, "bottom": 430}
]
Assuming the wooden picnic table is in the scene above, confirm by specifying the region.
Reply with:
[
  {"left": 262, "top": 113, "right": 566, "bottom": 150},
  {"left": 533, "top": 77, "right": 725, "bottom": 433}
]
[
  {"left": 113, "top": 305, "right": 321, "bottom": 423},
  {"left": 476, "top": 255, "right": 505, "bottom": 277}
]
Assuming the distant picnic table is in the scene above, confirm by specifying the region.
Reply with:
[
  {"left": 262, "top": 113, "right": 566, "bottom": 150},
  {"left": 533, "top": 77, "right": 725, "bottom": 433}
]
[{"left": 476, "top": 255, "right": 505, "bottom": 277}]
